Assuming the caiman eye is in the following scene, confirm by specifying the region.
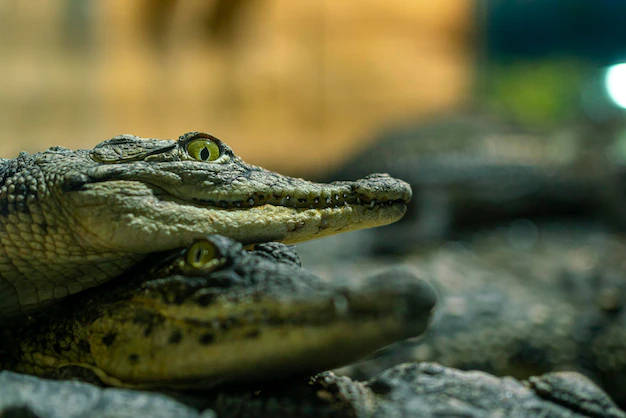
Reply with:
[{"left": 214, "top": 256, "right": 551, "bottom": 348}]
[
  {"left": 186, "top": 240, "right": 220, "bottom": 270},
  {"left": 187, "top": 139, "right": 220, "bottom": 162}
]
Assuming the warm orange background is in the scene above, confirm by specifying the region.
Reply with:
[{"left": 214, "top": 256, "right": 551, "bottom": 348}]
[{"left": 0, "top": 1, "right": 472, "bottom": 174}]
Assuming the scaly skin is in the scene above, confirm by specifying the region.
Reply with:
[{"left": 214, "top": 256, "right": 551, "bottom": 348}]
[
  {"left": 0, "top": 132, "right": 411, "bottom": 318},
  {"left": 0, "top": 235, "right": 435, "bottom": 388}
]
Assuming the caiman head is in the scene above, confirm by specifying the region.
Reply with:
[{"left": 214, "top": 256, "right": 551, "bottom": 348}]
[
  {"left": 0, "top": 132, "right": 410, "bottom": 317},
  {"left": 4, "top": 235, "right": 435, "bottom": 388},
  {"left": 64, "top": 131, "right": 411, "bottom": 249}
]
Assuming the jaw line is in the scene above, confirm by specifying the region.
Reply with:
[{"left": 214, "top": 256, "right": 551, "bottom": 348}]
[
  {"left": 133, "top": 196, "right": 408, "bottom": 245},
  {"left": 69, "top": 180, "right": 407, "bottom": 252},
  {"left": 145, "top": 182, "right": 408, "bottom": 243}
]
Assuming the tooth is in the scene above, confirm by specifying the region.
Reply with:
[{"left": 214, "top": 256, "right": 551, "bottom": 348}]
[
  {"left": 248, "top": 198, "right": 255, "bottom": 206},
  {"left": 369, "top": 200, "right": 376, "bottom": 208}
]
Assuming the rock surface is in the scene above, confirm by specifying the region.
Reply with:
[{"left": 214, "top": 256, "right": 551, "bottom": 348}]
[
  {"left": 2, "top": 363, "right": 624, "bottom": 418},
  {"left": 0, "top": 371, "right": 215, "bottom": 418},
  {"left": 303, "top": 222, "right": 626, "bottom": 407},
  {"left": 367, "top": 363, "right": 625, "bottom": 418}
]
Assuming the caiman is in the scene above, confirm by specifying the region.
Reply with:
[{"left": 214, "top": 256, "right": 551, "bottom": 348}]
[
  {"left": 0, "top": 235, "right": 436, "bottom": 388},
  {"left": 327, "top": 111, "right": 620, "bottom": 253},
  {"left": 0, "top": 132, "right": 411, "bottom": 318}
]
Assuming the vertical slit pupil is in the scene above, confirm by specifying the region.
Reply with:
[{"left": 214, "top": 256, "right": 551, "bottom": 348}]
[
  {"left": 195, "top": 249, "right": 204, "bottom": 262},
  {"left": 200, "top": 147, "right": 210, "bottom": 161}
]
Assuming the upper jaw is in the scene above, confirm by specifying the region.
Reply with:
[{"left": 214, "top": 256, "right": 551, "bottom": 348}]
[
  {"left": 182, "top": 173, "right": 411, "bottom": 210},
  {"left": 84, "top": 160, "right": 411, "bottom": 211}
]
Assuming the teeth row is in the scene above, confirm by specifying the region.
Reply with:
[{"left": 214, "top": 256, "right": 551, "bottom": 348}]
[{"left": 197, "top": 194, "right": 401, "bottom": 210}]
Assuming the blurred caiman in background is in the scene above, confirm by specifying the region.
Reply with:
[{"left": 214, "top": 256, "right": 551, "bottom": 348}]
[{"left": 321, "top": 111, "right": 626, "bottom": 254}]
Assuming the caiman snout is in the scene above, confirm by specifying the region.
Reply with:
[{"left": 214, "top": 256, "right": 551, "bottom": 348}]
[
  {"left": 349, "top": 266, "right": 437, "bottom": 322},
  {"left": 348, "top": 173, "right": 412, "bottom": 205}
]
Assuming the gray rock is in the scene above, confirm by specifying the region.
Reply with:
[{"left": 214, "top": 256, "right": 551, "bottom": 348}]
[
  {"left": 0, "top": 371, "right": 215, "bottom": 418},
  {"left": 2, "top": 364, "right": 624, "bottom": 418},
  {"left": 368, "top": 363, "right": 625, "bottom": 418},
  {"left": 528, "top": 372, "right": 623, "bottom": 418}
]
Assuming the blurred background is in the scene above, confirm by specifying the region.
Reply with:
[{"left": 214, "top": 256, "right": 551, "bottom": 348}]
[
  {"left": 1, "top": 1, "right": 625, "bottom": 174},
  {"left": 0, "top": 1, "right": 470, "bottom": 173}
]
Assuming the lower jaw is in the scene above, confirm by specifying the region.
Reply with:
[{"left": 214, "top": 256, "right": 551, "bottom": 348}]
[
  {"left": 102, "top": 201, "right": 408, "bottom": 252},
  {"left": 247, "top": 202, "right": 409, "bottom": 244},
  {"left": 305, "top": 202, "right": 404, "bottom": 238},
  {"left": 97, "top": 316, "right": 413, "bottom": 388}
]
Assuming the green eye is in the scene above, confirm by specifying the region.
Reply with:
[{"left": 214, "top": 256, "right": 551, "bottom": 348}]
[
  {"left": 186, "top": 240, "right": 220, "bottom": 270},
  {"left": 187, "top": 139, "right": 220, "bottom": 162}
]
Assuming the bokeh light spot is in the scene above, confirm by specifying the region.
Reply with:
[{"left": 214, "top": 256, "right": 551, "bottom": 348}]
[{"left": 605, "top": 63, "right": 626, "bottom": 109}]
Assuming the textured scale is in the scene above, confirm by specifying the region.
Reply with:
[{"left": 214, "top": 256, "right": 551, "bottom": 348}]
[{"left": 0, "top": 151, "right": 137, "bottom": 318}]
